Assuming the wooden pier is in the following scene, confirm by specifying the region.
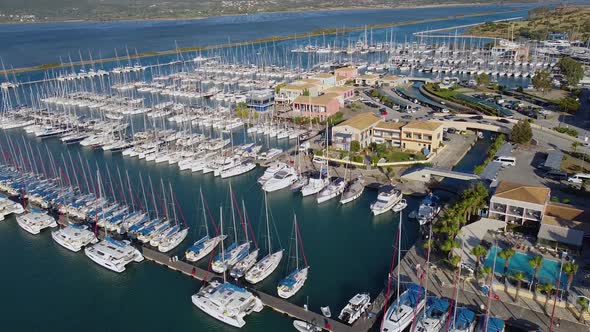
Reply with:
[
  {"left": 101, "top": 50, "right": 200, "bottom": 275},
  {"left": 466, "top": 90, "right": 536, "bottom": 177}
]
[{"left": 141, "top": 246, "right": 381, "bottom": 332}]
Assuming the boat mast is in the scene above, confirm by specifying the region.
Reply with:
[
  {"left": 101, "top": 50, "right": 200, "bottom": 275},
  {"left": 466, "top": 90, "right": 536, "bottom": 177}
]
[
  {"left": 264, "top": 191, "right": 272, "bottom": 253},
  {"left": 161, "top": 178, "right": 169, "bottom": 221},
  {"left": 229, "top": 182, "right": 237, "bottom": 243},
  {"left": 242, "top": 199, "right": 249, "bottom": 243},
  {"left": 396, "top": 209, "right": 402, "bottom": 303},
  {"left": 220, "top": 206, "right": 225, "bottom": 283},
  {"left": 200, "top": 187, "right": 210, "bottom": 237},
  {"left": 294, "top": 214, "right": 299, "bottom": 271},
  {"left": 169, "top": 182, "right": 178, "bottom": 226}
]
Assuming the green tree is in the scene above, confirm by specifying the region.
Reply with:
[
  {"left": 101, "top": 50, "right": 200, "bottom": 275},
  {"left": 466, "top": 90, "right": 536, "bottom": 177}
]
[
  {"left": 302, "top": 88, "right": 310, "bottom": 97},
  {"left": 350, "top": 140, "right": 361, "bottom": 153},
  {"left": 511, "top": 272, "right": 526, "bottom": 302},
  {"left": 528, "top": 255, "right": 543, "bottom": 287},
  {"left": 448, "top": 255, "right": 461, "bottom": 271},
  {"left": 572, "top": 141, "right": 580, "bottom": 155},
  {"left": 235, "top": 102, "right": 249, "bottom": 118},
  {"left": 511, "top": 119, "right": 533, "bottom": 144},
  {"left": 471, "top": 245, "right": 488, "bottom": 282},
  {"left": 538, "top": 283, "right": 555, "bottom": 314},
  {"left": 371, "top": 89, "right": 379, "bottom": 98},
  {"left": 475, "top": 73, "right": 490, "bottom": 88},
  {"left": 578, "top": 297, "right": 589, "bottom": 323},
  {"left": 481, "top": 266, "right": 492, "bottom": 285},
  {"left": 531, "top": 70, "right": 552, "bottom": 95},
  {"left": 559, "top": 96, "right": 581, "bottom": 114},
  {"left": 563, "top": 262, "right": 579, "bottom": 292},
  {"left": 558, "top": 57, "right": 584, "bottom": 87},
  {"left": 440, "top": 239, "right": 460, "bottom": 259},
  {"left": 498, "top": 248, "right": 515, "bottom": 276}
]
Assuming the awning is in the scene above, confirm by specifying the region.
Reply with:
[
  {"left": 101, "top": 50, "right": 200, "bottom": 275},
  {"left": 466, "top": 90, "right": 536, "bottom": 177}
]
[
  {"left": 537, "top": 224, "right": 584, "bottom": 247},
  {"left": 544, "top": 150, "right": 563, "bottom": 170}
]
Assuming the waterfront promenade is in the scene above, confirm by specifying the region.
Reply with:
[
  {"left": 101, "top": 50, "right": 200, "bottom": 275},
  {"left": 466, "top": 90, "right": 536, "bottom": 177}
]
[{"left": 394, "top": 240, "right": 588, "bottom": 332}]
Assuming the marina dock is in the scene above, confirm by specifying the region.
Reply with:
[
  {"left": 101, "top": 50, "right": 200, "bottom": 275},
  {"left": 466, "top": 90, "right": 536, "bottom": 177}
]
[{"left": 142, "top": 246, "right": 379, "bottom": 332}]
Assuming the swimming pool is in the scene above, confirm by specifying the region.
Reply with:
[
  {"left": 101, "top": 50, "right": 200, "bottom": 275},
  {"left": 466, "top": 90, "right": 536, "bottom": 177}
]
[{"left": 484, "top": 246, "right": 565, "bottom": 287}]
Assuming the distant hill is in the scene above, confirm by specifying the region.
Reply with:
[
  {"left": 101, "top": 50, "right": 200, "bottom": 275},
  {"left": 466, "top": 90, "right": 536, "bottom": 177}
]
[{"left": 0, "top": 0, "right": 530, "bottom": 23}]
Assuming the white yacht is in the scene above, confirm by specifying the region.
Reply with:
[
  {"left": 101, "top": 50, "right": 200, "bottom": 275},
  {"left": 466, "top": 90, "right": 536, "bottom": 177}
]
[
  {"left": 417, "top": 193, "right": 441, "bottom": 225},
  {"left": 245, "top": 250, "right": 283, "bottom": 284},
  {"left": 370, "top": 185, "right": 402, "bottom": 216},
  {"left": 340, "top": 177, "right": 364, "bottom": 204},
  {"left": 158, "top": 227, "right": 189, "bottom": 252},
  {"left": 301, "top": 170, "right": 329, "bottom": 197},
  {"left": 16, "top": 212, "right": 58, "bottom": 235},
  {"left": 185, "top": 234, "right": 227, "bottom": 262},
  {"left": 220, "top": 161, "right": 256, "bottom": 178},
  {"left": 414, "top": 298, "right": 450, "bottom": 332},
  {"left": 51, "top": 224, "right": 98, "bottom": 252},
  {"left": 211, "top": 242, "right": 250, "bottom": 273},
  {"left": 191, "top": 280, "right": 264, "bottom": 328},
  {"left": 316, "top": 177, "right": 346, "bottom": 204},
  {"left": 262, "top": 167, "right": 298, "bottom": 192},
  {"left": 229, "top": 248, "right": 259, "bottom": 279},
  {"left": 84, "top": 237, "right": 144, "bottom": 273},
  {"left": 293, "top": 320, "right": 322, "bottom": 332},
  {"left": 257, "top": 161, "right": 286, "bottom": 185},
  {"left": 381, "top": 284, "right": 426, "bottom": 332},
  {"left": 338, "top": 293, "right": 371, "bottom": 324},
  {"left": 277, "top": 267, "right": 308, "bottom": 299},
  {"left": 0, "top": 198, "right": 25, "bottom": 220}
]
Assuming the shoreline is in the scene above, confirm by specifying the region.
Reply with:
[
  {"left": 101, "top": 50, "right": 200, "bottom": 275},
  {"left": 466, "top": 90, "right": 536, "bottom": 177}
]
[
  {"left": 0, "top": 9, "right": 516, "bottom": 76},
  {"left": 0, "top": 1, "right": 533, "bottom": 25}
]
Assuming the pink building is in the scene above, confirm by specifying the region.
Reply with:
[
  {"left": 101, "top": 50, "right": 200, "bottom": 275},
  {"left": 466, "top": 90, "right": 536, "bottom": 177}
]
[{"left": 292, "top": 93, "right": 340, "bottom": 120}]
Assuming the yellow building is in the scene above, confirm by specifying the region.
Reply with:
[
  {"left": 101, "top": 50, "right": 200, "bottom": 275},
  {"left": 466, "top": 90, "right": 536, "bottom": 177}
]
[
  {"left": 332, "top": 112, "right": 382, "bottom": 150},
  {"left": 400, "top": 121, "right": 444, "bottom": 153}
]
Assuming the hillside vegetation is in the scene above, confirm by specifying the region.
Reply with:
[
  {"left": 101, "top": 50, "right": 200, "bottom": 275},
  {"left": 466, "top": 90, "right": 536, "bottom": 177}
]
[
  {"left": 1, "top": 0, "right": 531, "bottom": 22},
  {"left": 468, "top": 6, "right": 590, "bottom": 40}
]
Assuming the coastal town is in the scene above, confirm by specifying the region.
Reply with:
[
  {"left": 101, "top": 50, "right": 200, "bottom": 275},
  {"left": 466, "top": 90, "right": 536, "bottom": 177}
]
[{"left": 0, "top": 3, "right": 590, "bottom": 332}]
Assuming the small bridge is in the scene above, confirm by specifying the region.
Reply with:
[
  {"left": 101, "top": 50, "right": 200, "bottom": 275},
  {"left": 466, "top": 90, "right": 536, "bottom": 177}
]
[{"left": 401, "top": 167, "right": 480, "bottom": 182}]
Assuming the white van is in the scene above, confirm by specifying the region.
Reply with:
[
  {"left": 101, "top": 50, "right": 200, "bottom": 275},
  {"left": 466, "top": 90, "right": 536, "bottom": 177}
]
[
  {"left": 493, "top": 156, "right": 516, "bottom": 167},
  {"left": 567, "top": 173, "right": 590, "bottom": 184}
]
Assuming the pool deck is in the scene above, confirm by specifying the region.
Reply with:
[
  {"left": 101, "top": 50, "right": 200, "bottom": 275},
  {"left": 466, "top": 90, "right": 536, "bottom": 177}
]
[{"left": 394, "top": 240, "right": 589, "bottom": 331}]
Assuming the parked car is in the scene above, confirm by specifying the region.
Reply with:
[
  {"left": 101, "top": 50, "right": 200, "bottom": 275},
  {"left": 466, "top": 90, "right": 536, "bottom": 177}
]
[
  {"left": 505, "top": 318, "right": 544, "bottom": 332},
  {"left": 379, "top": 108, "right": 388, "bottom": 115},
  {"left": 542, "top": 170, "right": 568, "bottom": 181}
]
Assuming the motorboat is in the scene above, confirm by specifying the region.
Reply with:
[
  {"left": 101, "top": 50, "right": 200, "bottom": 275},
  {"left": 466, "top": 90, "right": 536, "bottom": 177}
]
[
  {"left": 262, "top": 167, "right": 298, "bottom": 192},
  {"left": 338, "top": 293, "right": 371, "bottom": 324},
  {"left": 257, "top": 161, "right": 286, "bottom": 185},
  {"left": 417, "top": 193, "right": 440, "bottom": 225},
  {"left": 293, "top": 320, "right": 322, "bottom": 332},
  {"left": 370, "top": 185, "right": 402, "bottom": 216}
]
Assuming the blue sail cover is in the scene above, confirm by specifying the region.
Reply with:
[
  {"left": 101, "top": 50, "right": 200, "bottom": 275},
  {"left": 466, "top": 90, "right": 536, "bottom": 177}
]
[
  {"left": 478, "top": 316, "right": 505, "bottom": 332},
  {"left": 278, "top": 269, "right": 300, "bottom": 288},
  {"left": 453, "top": 307, "right": 475, "bottom": 330}
]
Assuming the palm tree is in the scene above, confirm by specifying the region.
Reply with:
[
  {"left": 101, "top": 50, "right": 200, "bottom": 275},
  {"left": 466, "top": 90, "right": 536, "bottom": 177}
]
[
  {"left": 440, "top": 239, "right": 460, "bottom": 259},
  {"left": 498, "top": 248, "right": 515, "bottom": 276},
  {"left": 577, "top": 297, "right": 589, "bottom": 323},
  {"left": 528, "top": 255, "right": 543, "bottom": 287},
  {"left": 511, "top": 272, "right": 526, "bottom": 302},
  {"left": 563, "top": 262, "right": 579, "bottom": 292},
  {"left": 538, "top": 283, "right": 555, "bottom": 314},
  {"left": 481, "top": 266, "right": 492, "bottom": 285},
  {"left": 471, "top": 245, "right": 488, "bottom": 281},
  {"left": 448, "top": 255, "right": 461, "bottom": 272}
]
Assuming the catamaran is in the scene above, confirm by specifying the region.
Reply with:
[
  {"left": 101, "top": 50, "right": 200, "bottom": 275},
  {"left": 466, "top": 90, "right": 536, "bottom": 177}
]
[
  {"left": 51, "top": 223, "right": 98, "bottom": 252},
  {"left": 277, "top": 215, "right": 308, "bottom": 299},
  {"left": 245, "top": 192, "right": 283, "bottom": 284},
  {"left": 16, "top": 211, "right": 58, "bottom": 235},
  {"left": 84, "top": 236, "right": 144, "bottom": 273},
  {"left": 191, "top": 280, "right": 264, "bottom": 328},
  {"left": 370, "top": 185, "right": 402, "bottom": 216},
  {"left": 338, "top": 293, "right": 371, "bottom": 325}
]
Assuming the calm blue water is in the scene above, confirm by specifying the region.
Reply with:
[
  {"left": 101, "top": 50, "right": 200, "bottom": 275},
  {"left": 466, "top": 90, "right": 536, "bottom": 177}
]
[
  {"left": 484, "top": 246, "right": 565, "bottom": 286},
  {"left": 0, "top": 4, "right": 536, "bottom": 69},
  {"left": 0, "top": 4, "right": 566, "bottom": 331}
]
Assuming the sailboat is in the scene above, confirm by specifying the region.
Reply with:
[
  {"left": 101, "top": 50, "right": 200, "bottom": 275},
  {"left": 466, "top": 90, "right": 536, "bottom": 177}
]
[
  {"left": 449, "top": 307, "right": 476, "bottom": 332},
  {"left": 211, "top": 196, "right": 250, "bottom": 274},
  {"left": 230, "top": 200, "right": 259, "bottom": 279},
  {"left": 245, "top": 192, "right": 283, "bottom": 284},
  {"left": 191, "top": 207, "right": 264, "bottom": 328},
  {"left": 413, "top": 297, "right": 451, "bottom": 332},
  {"left": 340, "top": 176, "right": 364, "bottom": 205},
  {"left": 158, "top": 183, "right": 189, "bottom": 252},
  {"left": 185, "top": 189, "right": 227, "bottom": 262},
  {"left": 277, "top": 215, "right": 309, "bottom": 299},
  {"left": 381, "top": 211, "right": 426, "bottom": 332}
]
